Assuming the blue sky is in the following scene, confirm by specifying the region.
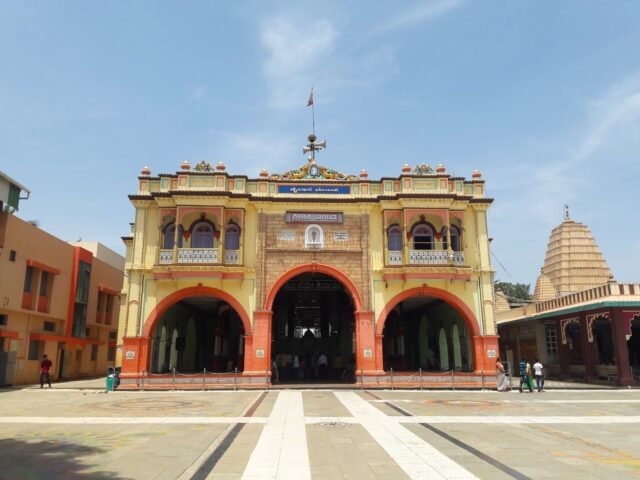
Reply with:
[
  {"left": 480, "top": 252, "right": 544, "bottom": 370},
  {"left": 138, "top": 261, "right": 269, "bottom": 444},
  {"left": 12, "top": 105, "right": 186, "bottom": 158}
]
[{"left": 1, "top": 1, "right": 639, "bottom": 286}]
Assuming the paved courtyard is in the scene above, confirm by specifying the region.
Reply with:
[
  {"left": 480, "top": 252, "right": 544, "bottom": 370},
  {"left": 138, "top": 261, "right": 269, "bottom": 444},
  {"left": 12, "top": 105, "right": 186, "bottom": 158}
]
[{"left": 1, "top": 382, "right": 639, "bottom": 479}]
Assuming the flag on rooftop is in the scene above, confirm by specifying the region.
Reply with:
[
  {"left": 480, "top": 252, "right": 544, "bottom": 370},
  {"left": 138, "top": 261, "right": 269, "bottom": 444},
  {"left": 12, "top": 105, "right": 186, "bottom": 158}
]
[{"left": 307, "top": 88, "right": 314, "bottom": 107}]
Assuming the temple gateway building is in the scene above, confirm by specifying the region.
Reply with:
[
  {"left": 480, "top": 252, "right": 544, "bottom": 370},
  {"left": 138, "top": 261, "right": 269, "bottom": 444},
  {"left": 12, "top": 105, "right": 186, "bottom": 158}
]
[{"left": 116, "top": 136, "right": 497, "bottom": 388}]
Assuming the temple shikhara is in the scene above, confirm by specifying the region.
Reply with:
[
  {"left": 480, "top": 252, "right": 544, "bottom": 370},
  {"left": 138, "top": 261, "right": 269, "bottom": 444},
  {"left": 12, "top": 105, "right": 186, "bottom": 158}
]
[
  {"left": 497, "top": 211, "right": 640, "bottom": 386},
  {"left": 116, "top": 134, "right": 498, "bottom": 388}
]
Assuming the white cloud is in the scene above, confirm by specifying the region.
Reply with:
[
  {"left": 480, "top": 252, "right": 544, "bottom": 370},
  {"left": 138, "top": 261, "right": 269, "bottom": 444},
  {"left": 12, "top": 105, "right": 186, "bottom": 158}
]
[
  {"left": 375, "top": 0, "right": 465, "bottom": 33},
  {"left": 259, "top": 16, "right": 397, "bottom": 109},
  {"left": 576, "top": 73, "right": 640, "bottom": 160},
  {"left": 211, "top": 130, "right": 299, "bottom": 175}
]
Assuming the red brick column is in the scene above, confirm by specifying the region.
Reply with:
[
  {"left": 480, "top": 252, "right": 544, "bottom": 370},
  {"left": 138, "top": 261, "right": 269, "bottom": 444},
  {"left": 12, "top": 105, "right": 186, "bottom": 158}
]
[
  {"left": 355, "top": 311, "right": 378, "bottom": 373},
  {"left": 580, "top": 313, "right": 597, "bottom": 381},
  {"left": 473, "top": 335, "right": 499, "bottom": 374},
  {"left": 249, "top": 310, "right": 272, "bottom": 375},
  {"left": 374, "top": 334, "right": 384, "bottom": 371}
]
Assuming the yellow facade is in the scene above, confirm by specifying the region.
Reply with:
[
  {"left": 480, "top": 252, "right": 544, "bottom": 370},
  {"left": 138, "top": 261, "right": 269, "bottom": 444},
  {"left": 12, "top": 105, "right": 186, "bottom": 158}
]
[{"left": 118, "top": 155, "right": 497, "bottom": 388}]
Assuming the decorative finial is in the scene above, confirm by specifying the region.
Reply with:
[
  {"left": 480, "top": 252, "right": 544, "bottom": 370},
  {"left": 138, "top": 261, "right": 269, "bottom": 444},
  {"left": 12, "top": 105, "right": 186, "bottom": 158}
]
[
  {"left": 564, "top": 204, "right": 570, "bottom": 221},
  {"left": 140, "top": 166, "right": 151, "bottom": 176},
  {"left": 180, "top": 161, "right": 191, "bottom": 170}
]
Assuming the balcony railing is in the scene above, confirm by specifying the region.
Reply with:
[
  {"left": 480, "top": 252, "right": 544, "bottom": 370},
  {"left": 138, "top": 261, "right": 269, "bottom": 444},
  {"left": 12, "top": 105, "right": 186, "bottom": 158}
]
[
  {"left": 178, "top": 248, "right": 219, "bottom": 264},
  {"left": 405, "top": 250, "right": 466, "bottom": 265},
  {"left": 159, "top": 249, "right": 173, "bottom": 265},
  {"left": 158, "top": 247, "right": 242, "bottom": 265},
  {"left": 225, "top": 250, "right": 240, "bottom": 265},
  {"left": 387, "top": 251, "right": 403, "bottom": 265}
]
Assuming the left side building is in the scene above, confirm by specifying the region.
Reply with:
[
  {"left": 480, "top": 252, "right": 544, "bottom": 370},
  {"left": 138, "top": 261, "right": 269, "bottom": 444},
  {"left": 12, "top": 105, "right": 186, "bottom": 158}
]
[{"left": 0, "top": 171, "right": 124, "bottom": 386}]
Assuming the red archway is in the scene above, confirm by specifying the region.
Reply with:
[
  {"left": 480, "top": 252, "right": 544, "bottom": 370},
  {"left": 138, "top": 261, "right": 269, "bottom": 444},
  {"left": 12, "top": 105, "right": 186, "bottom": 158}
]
[
  {"left": 376, "top": 286, "right": 481, "bottom": 337},
  {"left": 264, "top": 262, "right": 364, "bottom": 312},
  {"left": 142, "top": 285, "right": 252, "bottom": 338},
  {"left": 375, "top": 286, "right": 482, "bottom": 372}
]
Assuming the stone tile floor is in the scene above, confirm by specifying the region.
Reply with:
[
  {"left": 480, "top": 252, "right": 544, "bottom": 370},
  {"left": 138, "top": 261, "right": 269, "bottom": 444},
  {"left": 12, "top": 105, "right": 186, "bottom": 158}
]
[{"left": 0, "top": 380, "right": 639, "bottom": 479}]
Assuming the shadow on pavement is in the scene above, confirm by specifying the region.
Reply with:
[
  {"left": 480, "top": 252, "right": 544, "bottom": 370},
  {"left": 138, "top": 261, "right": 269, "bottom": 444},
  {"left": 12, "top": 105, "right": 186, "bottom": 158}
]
[{"left": 0, "top": 438, "right": 129, "bottom": 479}]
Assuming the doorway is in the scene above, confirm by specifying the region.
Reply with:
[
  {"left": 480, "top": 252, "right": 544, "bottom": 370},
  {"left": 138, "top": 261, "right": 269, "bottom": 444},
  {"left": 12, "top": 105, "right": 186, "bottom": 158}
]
[{"left": 271, "top": 273, "right": 355, "bottom": 383}]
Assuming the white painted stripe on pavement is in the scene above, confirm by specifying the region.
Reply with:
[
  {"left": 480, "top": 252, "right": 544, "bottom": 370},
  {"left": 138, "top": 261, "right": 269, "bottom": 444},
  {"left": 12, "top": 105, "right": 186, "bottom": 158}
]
[
  {"left": 335, "top": 391, "right": 478, "bottom": 480},
  {"left": 241, "top": 391, "right": 310, "bottom": 480},
  {"left": 370, "top": 398, "right": 640, "bottom": 404},
  {"left": 0, "top": 416, "right": 267, "bottom": 424},
  {"left": 399, "top": 415, "right": 640, "bottom": 424}
]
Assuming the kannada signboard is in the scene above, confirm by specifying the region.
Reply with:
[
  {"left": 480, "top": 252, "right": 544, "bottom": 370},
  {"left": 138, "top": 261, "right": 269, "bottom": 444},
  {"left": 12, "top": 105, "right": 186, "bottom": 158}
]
[
  {"left": 285, "top": 212, "right": 344, "bottom": 224},
  {"left": 278, "top": 185, "right": 351, "bottom": 194}
]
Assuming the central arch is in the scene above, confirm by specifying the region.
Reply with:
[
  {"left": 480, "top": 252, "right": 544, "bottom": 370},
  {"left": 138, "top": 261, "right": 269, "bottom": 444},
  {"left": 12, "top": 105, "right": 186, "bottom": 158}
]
[
  {"left": 265, "top": 263, "right": 364, "bottom": 383},
  {"left": 264, "top": 263, "right": 364, "bottom": 312}
]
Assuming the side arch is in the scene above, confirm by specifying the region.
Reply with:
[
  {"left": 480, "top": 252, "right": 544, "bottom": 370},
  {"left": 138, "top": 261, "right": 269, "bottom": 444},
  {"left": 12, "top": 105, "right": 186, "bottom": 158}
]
[
  {"left": 142, "top": 286, "right": 252, "bottom": 338},
  {"left": 375, "top": 286, "right": 481, "bottom": 337},
  {"left": 263, "top": 262, "right": 364, "bottom": 312}
]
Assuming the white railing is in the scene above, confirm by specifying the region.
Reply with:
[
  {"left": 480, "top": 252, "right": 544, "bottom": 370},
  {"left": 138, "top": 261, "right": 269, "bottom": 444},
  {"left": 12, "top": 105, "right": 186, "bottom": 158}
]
[
  {"left": 159, "top": 249, "right": 173, "bottom": 264},
  {"left": 387, "top": 251, "right": 403, "bottom": 265},
  {"left": 177, "top": 248, "right": 219, "bottom": 264},
  {"left": 452, "top": 252, "right": 465, "bottom": 265},
  {"left": 225, "top": 250, "right": 240, "bottom": 265},
  {"left": 409, "top": 250, "right": 449, "bottom": 264}
]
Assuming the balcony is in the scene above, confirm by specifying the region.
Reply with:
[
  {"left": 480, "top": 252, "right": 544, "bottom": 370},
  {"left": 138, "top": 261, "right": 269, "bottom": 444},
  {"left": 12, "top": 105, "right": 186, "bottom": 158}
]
[
  {"left": 159, "top": 247, "right": 242, "bottom": 265},
  {"left": 386, "top": 250, "right": 466, "bottom": 266},
  {"left": 225, "top": 250, "right": 240, "bottom": 265}
]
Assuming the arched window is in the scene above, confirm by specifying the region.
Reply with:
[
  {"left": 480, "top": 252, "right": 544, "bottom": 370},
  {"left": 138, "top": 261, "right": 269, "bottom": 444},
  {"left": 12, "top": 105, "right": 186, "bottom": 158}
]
[
  {"left": 450, "top": 225, "right": 461, "bottom": 252},
  {"left": 412, "top": 224, "right": 434, "bottom": 250},
  {"left": 191, "top": 221, "right": 214, "bottom": 248},
  {"left": 163, "top": 224, "right": 183, "bottom": 249},
  {"left": 387, "top": 225, "right": 403, "bottom": 251},
  {"left": 305, "top": 224, "right": 323, "bottom": 249},
  {"left": 225, "top": 223, "right": 240, "bottom": 250}
]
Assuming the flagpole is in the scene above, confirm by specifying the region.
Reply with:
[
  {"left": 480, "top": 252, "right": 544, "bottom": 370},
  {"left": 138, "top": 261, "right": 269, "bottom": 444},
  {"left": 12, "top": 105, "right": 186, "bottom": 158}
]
[{"left": 312, "top": 101, "right": 315, "bottom": 136}]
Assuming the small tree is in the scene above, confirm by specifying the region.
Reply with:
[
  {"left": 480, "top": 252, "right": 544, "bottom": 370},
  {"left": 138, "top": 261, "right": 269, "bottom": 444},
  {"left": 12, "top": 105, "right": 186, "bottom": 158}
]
[{"left": 494, "top": 281, "right": 532, "bottom": 302}]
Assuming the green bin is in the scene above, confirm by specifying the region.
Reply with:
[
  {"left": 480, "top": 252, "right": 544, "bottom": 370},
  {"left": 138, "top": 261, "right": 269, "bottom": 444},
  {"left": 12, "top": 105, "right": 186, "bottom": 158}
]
[{"left": 106, "top": 374, "right": 114, "bottom": 392}]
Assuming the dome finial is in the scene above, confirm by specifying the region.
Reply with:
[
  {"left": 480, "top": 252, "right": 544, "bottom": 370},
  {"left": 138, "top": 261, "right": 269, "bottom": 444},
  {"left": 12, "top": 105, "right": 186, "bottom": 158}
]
[{"left": 564, "top": 204, "right": 571, "bottom": 221}]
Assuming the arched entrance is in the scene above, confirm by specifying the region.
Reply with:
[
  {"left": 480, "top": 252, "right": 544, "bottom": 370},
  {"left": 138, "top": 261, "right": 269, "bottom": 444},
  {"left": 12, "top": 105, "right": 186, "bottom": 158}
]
[
  {"left": 143, "top": 287, "right": 251, "bottom": 374},
  {"left": 381, "top": 296, "right": 473, "bottom": 372},
  {"left": 376, "top": 287, "right": 481, "bottom": 373},
  {"left": 149, "top": 296, "right": 245, "bottom": 373},
  {"left": 270, "top": 272, "right": 356, "bottom": 383}
]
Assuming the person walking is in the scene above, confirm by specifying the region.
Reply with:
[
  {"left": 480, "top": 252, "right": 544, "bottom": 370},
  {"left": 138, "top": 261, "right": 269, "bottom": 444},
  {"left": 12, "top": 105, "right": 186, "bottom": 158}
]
[
  {"left": 495, "top": 357, "right": 510, "bottom": 392},
  {"left": 518, "top": 357, "right": 533, "bottom": 393},
  {"left": 318, "top": 352, "right": 328, "bottom": 380},
  {"left": 533, "top": 358, "right": 544, "bottom": 392},
  {"left": 40, "top": 354, "right": 53, "bottom": 388}
]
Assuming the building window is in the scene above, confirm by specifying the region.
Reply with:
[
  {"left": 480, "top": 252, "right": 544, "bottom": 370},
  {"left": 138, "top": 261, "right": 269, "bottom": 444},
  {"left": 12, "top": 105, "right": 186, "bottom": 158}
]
[
  {"left": 91, "top": 344, "right": 98, "bottom": 361},
  {"left": 387, "top": 225, "right": 403, "bottom": 251},
  {"left": 28, "top": 340, "right": 43, "bottom": 360},
  {"left": 23, "top": 266, "right": 34, "bottom": 293},
  {"left": 412, "top": 224, "right": 434, "bottom": 250},
  {"left": 107, "top": 346, "right": 116, "bottom": 362},
  {"left": 305, "top": 224, "right": 324, "bottom": 249},
  {"left": 450, "top": 225, "right": 461, "bottom": 251},
  {"left": 545, "top": 324, "right": 558, "bottom": 354},
  {"left": 72, "top": 261, "right": 91, "bottom": 338},
  {"left": 43, "top": 321, "right": 56, "bottom": 332},
  {"left": 191, "top": 221, "right": 214, "bottom": 248},
  {"left": 163, "top": 223, "right": 183, "bottom": 249},
  {"left": 225, "top": 223, "right": 240, "bottom": 250},
  {"left": 9, "top": 250, "right": 16, "bottom": 262},
  {"left": 109, "top": 331, "right": 117, "bottom": 340},
  {"left": 0, "top": 314, "right": 7, "bottom": 326}
]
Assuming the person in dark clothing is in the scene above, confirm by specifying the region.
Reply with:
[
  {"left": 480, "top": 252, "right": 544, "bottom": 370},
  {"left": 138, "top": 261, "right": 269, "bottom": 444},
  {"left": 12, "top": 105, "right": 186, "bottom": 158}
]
[
  {"left": 518, "top": 357, "right": 532, "bottom": 393},
  {"left": 40, "top": 354, "right": 53, "bottom": 388}
]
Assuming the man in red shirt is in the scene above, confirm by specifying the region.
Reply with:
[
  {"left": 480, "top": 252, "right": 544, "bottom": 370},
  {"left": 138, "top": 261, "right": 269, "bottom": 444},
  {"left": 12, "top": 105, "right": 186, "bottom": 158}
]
[{"left": 40, "top": 354, "right": 53, "bottom": 388}]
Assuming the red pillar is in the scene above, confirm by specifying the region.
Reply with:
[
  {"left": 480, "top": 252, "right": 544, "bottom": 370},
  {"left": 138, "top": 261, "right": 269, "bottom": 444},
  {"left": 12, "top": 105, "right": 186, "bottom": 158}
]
[
  {"left": 355, "top": 311, "right": 378, "bottom": 373},
  {"left": 580, "top": 313, "right": 597, "bottom": 381},
  {"left": 473, "top": 335, "right": 499, "bottom": 374},
  {"left": 249, "top": 311, "right": 272, "bottom": 375},
  {"left": 611, "top": 309, "right": 634, "bottom": 386},
  {"left": 374, "top": 334, "right": 384, "bottom": 371},
  {"left": 121, "top": 336, "right": 150, "bottom": 375}
]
